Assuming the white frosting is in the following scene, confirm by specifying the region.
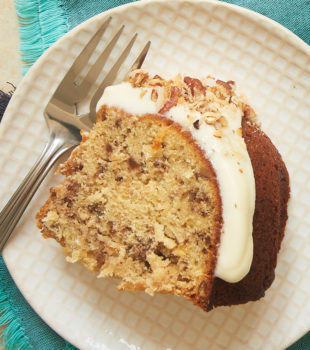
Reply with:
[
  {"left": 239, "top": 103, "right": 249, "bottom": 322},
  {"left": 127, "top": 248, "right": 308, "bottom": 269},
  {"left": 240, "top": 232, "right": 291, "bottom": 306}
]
[{"left": 98, "top": 81, "right": 255, "bottom": 283}]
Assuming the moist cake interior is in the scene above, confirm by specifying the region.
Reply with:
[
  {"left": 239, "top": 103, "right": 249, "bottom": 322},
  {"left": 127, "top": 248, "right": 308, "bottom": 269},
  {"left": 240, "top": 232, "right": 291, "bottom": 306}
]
[{"left": 37, "top": 107, "right": 222, "bottom": 308}]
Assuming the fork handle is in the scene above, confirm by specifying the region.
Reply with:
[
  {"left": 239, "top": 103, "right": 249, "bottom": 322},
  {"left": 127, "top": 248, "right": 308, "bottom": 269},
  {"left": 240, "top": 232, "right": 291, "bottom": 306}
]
[{"left": 0, "top": 135, "right": 74, "bottom": 252}]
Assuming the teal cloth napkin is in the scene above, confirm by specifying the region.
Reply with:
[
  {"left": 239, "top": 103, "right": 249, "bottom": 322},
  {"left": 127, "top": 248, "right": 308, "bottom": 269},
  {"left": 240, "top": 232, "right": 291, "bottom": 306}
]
[{"left": 1, "top": 0, "right": 309, "bottom": 349}]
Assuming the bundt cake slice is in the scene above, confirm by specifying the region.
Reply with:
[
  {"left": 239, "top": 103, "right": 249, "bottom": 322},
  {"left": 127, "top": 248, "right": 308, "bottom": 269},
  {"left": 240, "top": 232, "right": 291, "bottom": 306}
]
[
  {"left": 36, "top": 106, "right": 222, "bottom": 310},
  {"left": 37, "top": 70, "right": 289, "bottom": 311}
]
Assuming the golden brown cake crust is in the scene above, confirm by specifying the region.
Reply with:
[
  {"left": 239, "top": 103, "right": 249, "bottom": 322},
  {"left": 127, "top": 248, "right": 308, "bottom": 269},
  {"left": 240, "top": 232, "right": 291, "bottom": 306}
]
[{"left": 210, "top": 119, "right": 290, "bottom": 307}]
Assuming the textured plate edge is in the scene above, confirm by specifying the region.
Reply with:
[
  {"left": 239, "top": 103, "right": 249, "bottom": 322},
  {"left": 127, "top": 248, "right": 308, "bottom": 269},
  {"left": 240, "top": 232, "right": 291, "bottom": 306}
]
[{"left": 1, "top": 0, "right": 310, "bottom": 349}]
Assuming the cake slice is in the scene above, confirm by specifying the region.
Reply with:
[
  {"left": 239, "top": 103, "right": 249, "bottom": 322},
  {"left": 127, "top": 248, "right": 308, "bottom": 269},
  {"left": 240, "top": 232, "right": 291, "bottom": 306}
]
[
  {"left": 36, "top": 70, "right": 289, "bottom": 311},
  {"left": 36, "top": 106, "right": 223, "bottom": 309}
]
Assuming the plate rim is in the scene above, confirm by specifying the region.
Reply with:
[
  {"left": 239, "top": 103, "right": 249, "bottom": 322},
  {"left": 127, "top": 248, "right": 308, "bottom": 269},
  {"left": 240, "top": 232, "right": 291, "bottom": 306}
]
[{"left": 2, "top": 0, "right": 310, "bottom": 349}]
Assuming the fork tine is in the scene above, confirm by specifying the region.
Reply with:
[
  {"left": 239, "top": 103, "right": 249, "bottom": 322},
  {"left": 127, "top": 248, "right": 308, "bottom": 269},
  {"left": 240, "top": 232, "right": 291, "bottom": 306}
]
[
  {"left": 78, "top": 39, "right": 151, "bottom": 129},
  {"left": 88, "top": 33, "right": 139, "bottom": 118},
  {"left": 128, "top": 40, "right": 151, "bottom": 72},
  {"left": 77, "top": 25, "right": 125, "bottom": 100},
  {"left": 54, "top": 16, "right": 112, "bottom": 102}
]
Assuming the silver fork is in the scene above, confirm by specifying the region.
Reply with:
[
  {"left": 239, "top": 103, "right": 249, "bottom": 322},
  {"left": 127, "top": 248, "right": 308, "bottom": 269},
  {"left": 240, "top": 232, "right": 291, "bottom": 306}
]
[{"left": 0, "top": 17, "right": 150, "bottom": 252}]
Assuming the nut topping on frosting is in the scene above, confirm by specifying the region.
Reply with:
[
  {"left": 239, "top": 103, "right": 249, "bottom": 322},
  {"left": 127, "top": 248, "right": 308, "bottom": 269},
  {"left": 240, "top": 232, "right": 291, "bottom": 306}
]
[{"left": 128, "top": 69, "right": 255, "bottom": 138}]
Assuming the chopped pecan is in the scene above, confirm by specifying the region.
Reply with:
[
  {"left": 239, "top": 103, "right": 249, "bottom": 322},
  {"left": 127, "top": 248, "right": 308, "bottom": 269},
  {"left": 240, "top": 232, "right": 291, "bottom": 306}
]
[
  {"left": 158, "top": 86, "right": 181, "bottom": 114},
  {"left": 87, "top": 203, "right": 105, "bottom": 216},
  {"left": 151, "top": 88, "right": 158, "bottom": 102},
  {"left": 106, "top": 143, "right": 113, "bottom": 153},
  {"left": 184, "top": 76, "right": 206, "bottom": 96},
  {"left": 129, "top": 69, "right": 149, "bottom": 87},
  {"left": 95, "top": 165, "right": 107, "bottom": 176},
  {"left": 128, "top": 157, "right": 139, "bottom": 169},
  {"left": 107, "top": 221, "right": 116, "bottom": 234},
  {"left": 148, "top": 74, "right": 164, "bottom": 86},
  {"left": 243, "top": 104, "right": 252, "bottom": 118},
  {"left": 216, "top": 79, "right": 233, "bottom": 91},
  {"left": 213, "top": 129, "right": 222, "bottom": 138},
  {"left": 153, "top": 161, "right": 166, "bottom": 169},
  {"left": 193, "top": 120, "right": 200, "bottom": 129},
  {"left": 153, "top": 74, "right": 163, "bottom": 80},
  {"left": 219, "top": 116, "right": 228, "bottom": 127},
  {"left": 140, "top": 89, "right": 147, "bottom": 98},
  {"left": 66, "top": 181, "right": 80, "bottom": 195},
  {"left": 227, "top": 80, "right": 235, "bottom": 86}
]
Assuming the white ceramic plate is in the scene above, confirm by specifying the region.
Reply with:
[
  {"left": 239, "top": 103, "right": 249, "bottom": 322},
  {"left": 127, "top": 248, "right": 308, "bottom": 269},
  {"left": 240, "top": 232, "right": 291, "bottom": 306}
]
[{"left": 1, "top": 0, "right": 310, "bottom": 349}]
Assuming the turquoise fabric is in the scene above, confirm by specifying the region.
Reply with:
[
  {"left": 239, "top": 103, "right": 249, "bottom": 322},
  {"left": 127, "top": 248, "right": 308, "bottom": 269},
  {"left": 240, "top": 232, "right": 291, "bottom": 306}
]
[
  {"left": 14, "top": 0, "right": 68, "bottom": 75},
  {"left": 223, "top": 0, "right": 310, "bottom": 44},
  {"left": 62, "top": 0, "right": 138, "bottom": 29},
  {"left": 0, "top": 0, "right": 309, "bottom": 349},
  {"left": 0, "top": 257, "right": 76, "bottom": 350}
]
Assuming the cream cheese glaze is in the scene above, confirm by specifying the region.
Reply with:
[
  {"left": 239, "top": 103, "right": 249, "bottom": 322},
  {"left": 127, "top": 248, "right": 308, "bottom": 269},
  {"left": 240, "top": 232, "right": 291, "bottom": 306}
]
[{"left": 97, "top": 79, "right": 255, "bottom": 283}]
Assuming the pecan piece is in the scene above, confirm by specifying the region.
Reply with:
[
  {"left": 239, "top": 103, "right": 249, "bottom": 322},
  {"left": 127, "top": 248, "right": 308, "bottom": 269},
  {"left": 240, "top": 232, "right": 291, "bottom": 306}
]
[
  {"left": 213, "top": 129, "right": 223, "bottom": 138},
  {"left": 216, "top": 79, "right": 233, "bottom": 90},
  {"left": 151, "top": 88, "right": 158, "bottom": 102},
  {"left": 158, "top": 86, "right": 181, "bottom": 114},
  {"left": 184, "top": 76, "right": 206, "bottom": 96},
  {"left": 129, "top": 69, "right": 149, "bottom": 87},
  {"left": 193, "top": 120, "right": 200, "bottom": 129},
  {"left": 128, "top": 157, "right": 139, "bottom": 169}
]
